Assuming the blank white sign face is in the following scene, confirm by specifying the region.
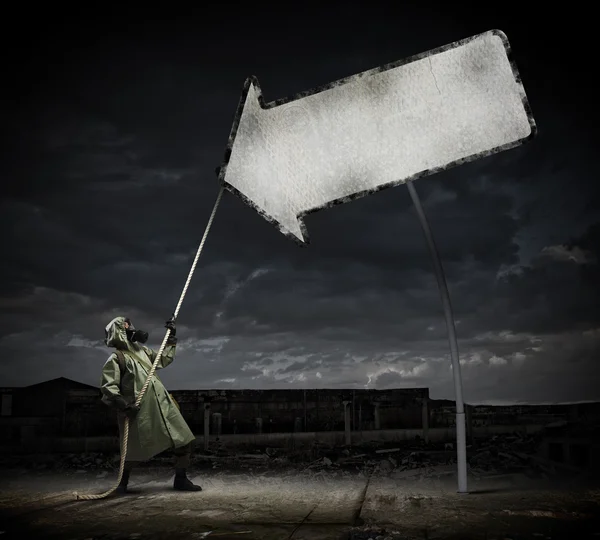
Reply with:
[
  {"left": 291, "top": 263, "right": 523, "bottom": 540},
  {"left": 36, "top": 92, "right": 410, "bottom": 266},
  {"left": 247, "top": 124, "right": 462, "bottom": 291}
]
[{"left": 221, "top": 29, "right": 536, "bottom": 243}]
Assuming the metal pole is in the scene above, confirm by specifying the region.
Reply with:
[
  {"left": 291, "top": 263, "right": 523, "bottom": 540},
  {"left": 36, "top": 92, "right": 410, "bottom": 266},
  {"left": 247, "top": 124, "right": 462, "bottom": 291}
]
[
  {"left": 406, "top": 180, "right": 468, "bottom": 494},
  {"left": 343, "top": 400, "right": 352, "bottom": 446},
  {"left": 203, "top": 403, "right": 210, "bottom": 452}
]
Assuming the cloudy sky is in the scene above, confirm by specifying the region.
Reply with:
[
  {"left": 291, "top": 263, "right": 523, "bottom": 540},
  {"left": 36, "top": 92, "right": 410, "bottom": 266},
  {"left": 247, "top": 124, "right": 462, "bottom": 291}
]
[{"left": 1, "top": 4, "right": 597, "bottom": 404}]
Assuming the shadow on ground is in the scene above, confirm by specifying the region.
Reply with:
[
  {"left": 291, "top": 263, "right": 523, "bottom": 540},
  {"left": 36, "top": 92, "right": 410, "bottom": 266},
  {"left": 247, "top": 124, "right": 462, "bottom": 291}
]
[{"left": 1, "top": 466, "right": 599, "bottom": 539}]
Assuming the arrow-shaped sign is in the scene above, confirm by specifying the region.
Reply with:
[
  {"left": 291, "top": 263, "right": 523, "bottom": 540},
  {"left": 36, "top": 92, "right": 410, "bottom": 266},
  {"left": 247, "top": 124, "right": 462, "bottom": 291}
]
[{"left": 218, "top": 29, "right": 536, "bottom": 244}]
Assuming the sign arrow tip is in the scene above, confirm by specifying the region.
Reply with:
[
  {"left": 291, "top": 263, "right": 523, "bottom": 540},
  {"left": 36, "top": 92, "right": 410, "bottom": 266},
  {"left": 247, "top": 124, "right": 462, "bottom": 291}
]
[{"left": 220, "top": 76, "right": 311, "bottom": 246}]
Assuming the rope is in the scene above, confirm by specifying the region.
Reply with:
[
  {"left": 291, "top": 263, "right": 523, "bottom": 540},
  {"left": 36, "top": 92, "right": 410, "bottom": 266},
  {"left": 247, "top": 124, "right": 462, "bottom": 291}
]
[{"left": 74, "top": 186, "right": 225, "bottom": 500}]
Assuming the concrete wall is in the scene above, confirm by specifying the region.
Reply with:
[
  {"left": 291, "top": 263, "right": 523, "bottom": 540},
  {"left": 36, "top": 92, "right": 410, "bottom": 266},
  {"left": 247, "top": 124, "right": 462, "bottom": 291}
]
[
  {"left": 430, "top": 402, "right": 577, "bottom": 427},
  {"left": 10, "top": 424, "right": 545, "bottom": 454},
  {"left": 171, "top": 388, "right": 428, "bottom": 434},
  {"left": 0, "top": 386, "right": 430, "bottom": 440},
  {"left": 0, "top": 416, "right": 61, "bottom": 447},
  {"left": 538, "top": 436, "right": 600, "bottom": 471}
]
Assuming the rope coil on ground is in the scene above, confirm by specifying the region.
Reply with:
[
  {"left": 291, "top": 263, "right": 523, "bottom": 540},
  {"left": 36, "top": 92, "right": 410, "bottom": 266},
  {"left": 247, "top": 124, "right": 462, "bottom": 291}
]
[{"left": 74, "top": 186, "right": 225, "bottom": 500}]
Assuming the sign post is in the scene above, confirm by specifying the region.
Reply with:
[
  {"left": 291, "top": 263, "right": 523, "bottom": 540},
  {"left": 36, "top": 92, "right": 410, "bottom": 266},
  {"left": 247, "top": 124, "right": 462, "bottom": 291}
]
[{"left": 406, "top": 178, "right": 467, "bottom": 492}]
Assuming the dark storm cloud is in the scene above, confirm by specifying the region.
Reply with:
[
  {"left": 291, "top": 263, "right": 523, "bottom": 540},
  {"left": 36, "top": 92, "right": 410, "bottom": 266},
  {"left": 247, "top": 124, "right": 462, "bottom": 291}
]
[{"left": 0, "top": 6, "right": 597, "bottom": 402}]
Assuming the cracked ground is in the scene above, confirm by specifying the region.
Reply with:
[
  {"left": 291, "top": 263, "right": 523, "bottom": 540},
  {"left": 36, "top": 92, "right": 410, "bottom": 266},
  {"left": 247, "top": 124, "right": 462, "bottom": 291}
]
[{"left": 1, "top": 462, "right": 599, "bottom": 539}]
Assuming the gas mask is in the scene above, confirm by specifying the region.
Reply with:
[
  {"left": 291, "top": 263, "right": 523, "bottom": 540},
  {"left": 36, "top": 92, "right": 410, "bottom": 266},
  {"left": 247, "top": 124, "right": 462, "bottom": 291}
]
[{"left": 124, "top": 319, "right": 149, "bottom": 344}]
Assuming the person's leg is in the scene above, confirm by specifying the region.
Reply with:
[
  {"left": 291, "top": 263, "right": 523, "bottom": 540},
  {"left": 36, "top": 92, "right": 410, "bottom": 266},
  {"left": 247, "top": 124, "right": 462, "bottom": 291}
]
[
  {"left": 116, "top": 460, "right": 140, "bottom": 494},
  {"left": 172, "top": 441, "right": 202, "bottom": 491},
  {"left": 173, "top": 441, "right": 192, "bottom": 469}
]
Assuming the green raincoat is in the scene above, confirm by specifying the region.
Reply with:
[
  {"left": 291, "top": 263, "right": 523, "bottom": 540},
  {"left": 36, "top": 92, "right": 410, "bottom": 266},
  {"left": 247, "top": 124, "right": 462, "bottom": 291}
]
[{"left": 100, "top": 316, "right": 196, "bottom": 462}]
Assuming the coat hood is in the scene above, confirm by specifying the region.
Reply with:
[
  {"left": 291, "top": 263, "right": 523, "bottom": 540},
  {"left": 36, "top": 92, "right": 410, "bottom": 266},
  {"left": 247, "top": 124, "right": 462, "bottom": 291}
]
[{"left": 104, "top": 316, "right": 130, "bottom": 349}]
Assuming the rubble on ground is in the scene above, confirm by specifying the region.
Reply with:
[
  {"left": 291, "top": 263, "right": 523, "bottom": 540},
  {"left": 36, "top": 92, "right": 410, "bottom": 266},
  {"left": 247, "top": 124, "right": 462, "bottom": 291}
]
[
  {"left": 468, "top": 433, "right": 546, "bottom": 476},
  {"left": 0, "top": 451, "right": 121, "bottom": 472},
  {"left": 348, "top": 525, "right": 408, "bottom": 540},
  {"left": 0, "top": 431, "right": 567, "bottom": 478}
]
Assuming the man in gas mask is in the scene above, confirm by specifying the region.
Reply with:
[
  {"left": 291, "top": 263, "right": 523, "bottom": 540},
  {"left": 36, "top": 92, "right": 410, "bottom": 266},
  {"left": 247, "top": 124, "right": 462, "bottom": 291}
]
[{"left": 101, "top": 316, "right": 202, "bottom": 494}]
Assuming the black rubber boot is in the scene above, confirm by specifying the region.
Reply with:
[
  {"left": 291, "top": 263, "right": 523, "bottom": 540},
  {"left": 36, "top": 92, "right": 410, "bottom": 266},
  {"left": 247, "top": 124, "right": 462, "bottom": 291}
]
[
  {"left": 115, "top": 468, "right": 140, "bottom": 495},
  {"left": 115, "top": 468, "right": 131, "bottom": 495},
  {"left": 173, "top": 468, "right": 202, "bottom": 491}
]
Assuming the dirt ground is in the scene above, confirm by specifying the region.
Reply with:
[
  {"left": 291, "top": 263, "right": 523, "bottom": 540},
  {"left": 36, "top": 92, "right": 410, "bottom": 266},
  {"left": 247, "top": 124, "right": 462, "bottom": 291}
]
[{"left": 1, "top": 462, "right": 599, "bottom": 540}]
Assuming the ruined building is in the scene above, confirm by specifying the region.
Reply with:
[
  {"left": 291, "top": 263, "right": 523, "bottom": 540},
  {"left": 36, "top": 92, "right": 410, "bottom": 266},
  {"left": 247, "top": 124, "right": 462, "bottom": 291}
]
[{"left": 0, "top": 378, "right": 429, "bottom": 452}]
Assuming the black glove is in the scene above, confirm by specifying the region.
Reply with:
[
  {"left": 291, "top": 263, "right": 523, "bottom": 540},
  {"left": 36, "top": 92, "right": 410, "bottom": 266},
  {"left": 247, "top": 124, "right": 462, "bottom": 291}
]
[
  {"left": 114, "top": 396, "right": 140, "bottom": 419},
  {"left": 124, "top": 403, "right": 140, "bottom": 420},
  {"left": 165, "top": 317, "right": 176, "bottom": 335},
  {"left": 165, "top": 317, "right": 177, "bottom": 345}
]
